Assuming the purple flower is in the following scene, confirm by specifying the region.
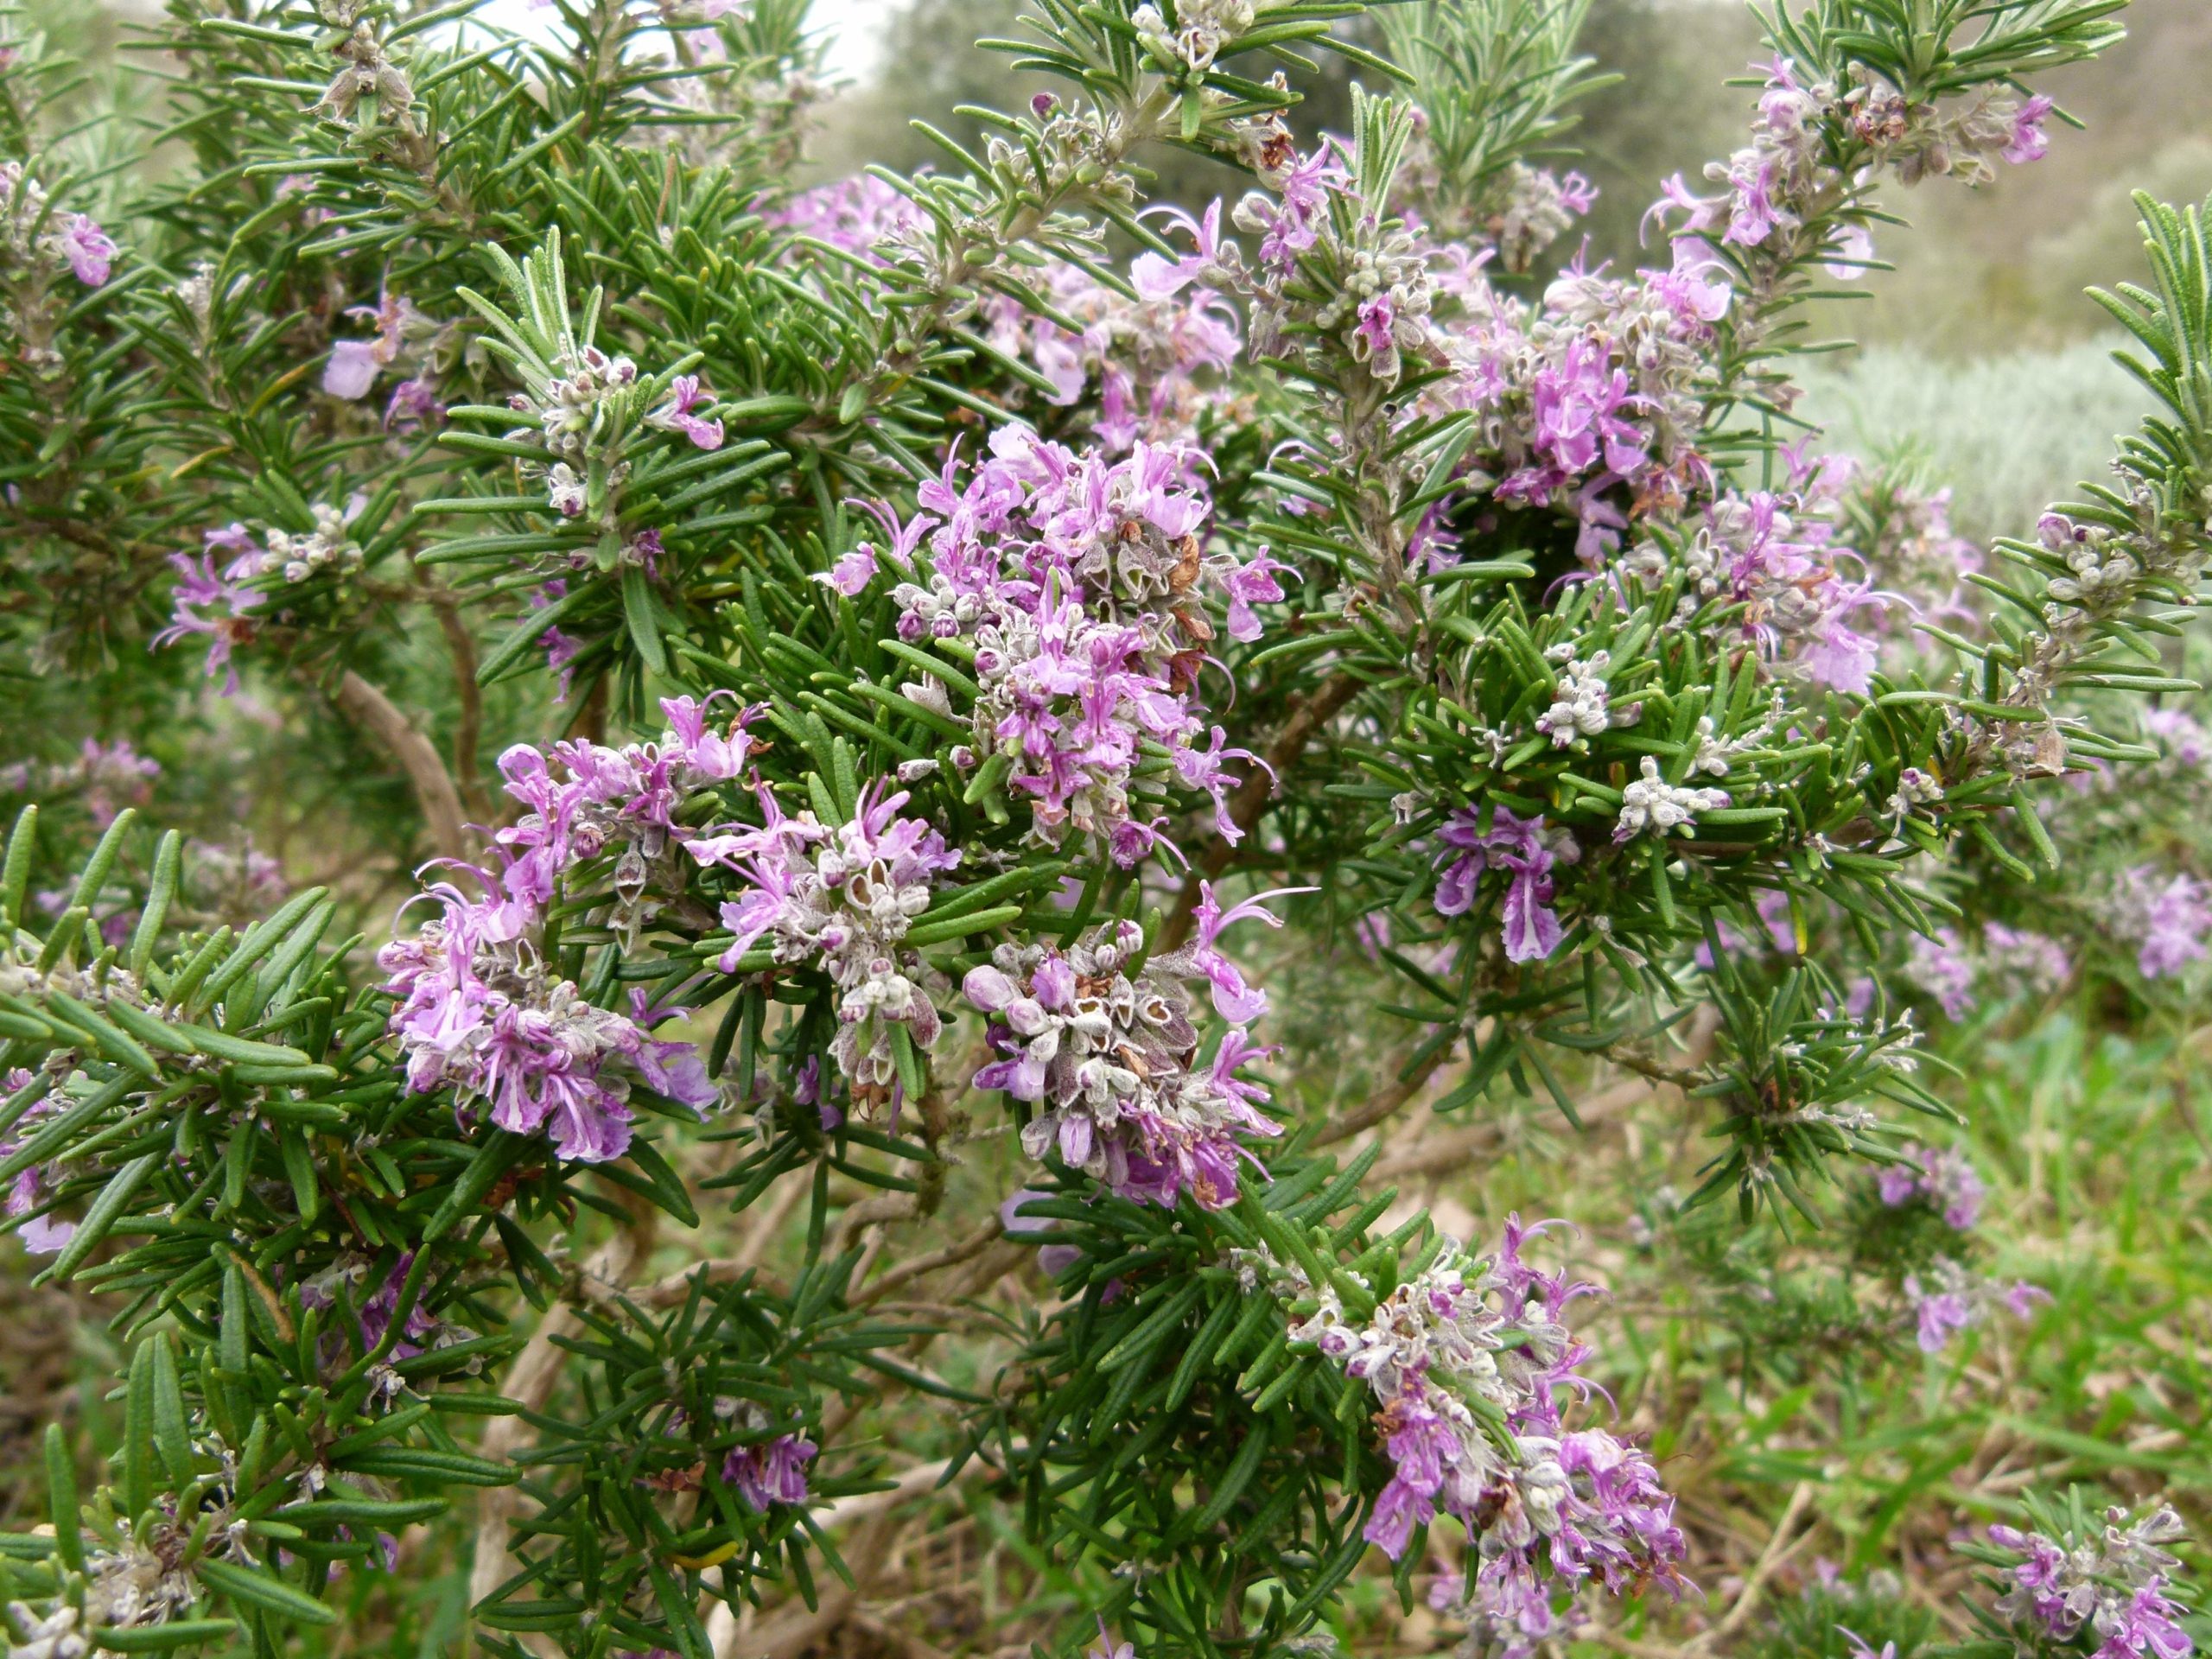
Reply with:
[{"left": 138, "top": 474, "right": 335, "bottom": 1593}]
[
  {"left": 2004, "top": 1281, "right": 2052, "bottom": 1320},
  {"left": 151, "top": 530, "right": 270, "bottom": 696},
  {"left": 2118, "top": 867, "right": 2210, "bottom": 979},
  {"left": 1364, "top": 1476, "right": 1436, "bottom": 1559},
  {"left": 1988, "top": 1507, "right": 2195, "bottom": 1656},
  {"left": 1905, "top": 926, "right": 1976, "bottom": 1020},
  {"left": 385, "top": 377, "right": 443, "bottom": 430},
  {"left": 325, "top": 288, "right": 426, "bottom": 399},
  {"left": 966, "top": 918, "right": 1281, "bottom": 1211},
  {"left": 324, "top": 340, "right": 383, "bottom": 400},
  {"left": 651, "top": 374, "right": 724, "bottom": 450},
  {"left": 658, "top": 692, "right": 759, "bottom": 783},
  {"left": 2005, "top": 95, "right": 2055, "bottom": 165},
  {"left": 866, "top": 425, "right": 1255, "bottom": 861},
  {"left": 722, "top": 1432, "right": 816, "bottom": 1512},
  {"left": 531, "top": 582, "right": 580, "bottom": 700},
  {"left": 16, "top": 1212, "right": 75, "bottom": 1254},
  {"left": 1290, "top": 1217, "right": 1688, "bottom": 1629},
  {"left": 705, "top": 779, "right": 957, "bottom": 1115},
  {"left": 1183, "top": 881, "right": 1307, "bottom": 1022},
  {"left": 1877, "top": 1143, "right": 1986, "bottom": 1230},
  {"left": 377, "top": 726, "right": 742, "bottom": 1164},
  {"left": 61, "top": 214, "right": 116, "bottom": 285},
  {"left": 1433, "top": 807, "right": 1577, "bottom": 964},
  {"left": 1221, "top": 550, "right": 1292, "bottom": 642},
  {"left": 758, "top": 174, "right": 927, "bottom": 261}
]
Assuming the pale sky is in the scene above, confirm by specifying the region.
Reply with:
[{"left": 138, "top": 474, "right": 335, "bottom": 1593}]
[{"left": 461, "top": 0, "right": 907, "bottom": 83}]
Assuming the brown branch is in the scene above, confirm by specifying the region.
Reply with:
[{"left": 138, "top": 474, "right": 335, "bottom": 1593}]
[
  {"left": 1690, "top": 1478, "right": 1816, "bottom": 1652},
  {"left": 332, "top": 670, "right": 469, "bottom": 865},
  {"left": 852, "top": 1218, "right": 1005, "bottom": 1308},
  {"left": 1310, "top": 1041, "right": 1457, "bottom": 1149},
  {"left": 423, "top": 586, "right": 492, "bottom": 823},
  {"left": 567, "top": 672, "right": 609, "bottom": 746},
  {"left": 469, "top": 1202, "right": 658, "bottom": 1649},
  {"left": 1157, "top": 671, "right": 1358, "bottom": 952}
]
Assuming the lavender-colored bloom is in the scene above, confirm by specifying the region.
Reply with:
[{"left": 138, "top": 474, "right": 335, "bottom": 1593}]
[
  {"left": 1986, "top": 1505, "right": 2195, "bottom": 1659},
  {"left": 150, "top": 528, "right": 270, "bottom": 696},
  {"left": 325, "top": 287, "right": 429, "bottom": 399},
  {"left": 2004, "top": 94, "right": 2055, "bottom": 165},
  {"left": 531, "top": 581, "right": 580, "bottom": 701},
  {"left": 1433, "top": 806, "right": 1579, "bottom": 963},
  {"left": 378, "top": 716, "right": 748, "bottom": 1163},
  {"left": 1281, "top": 1217, "right": 1687, "bottom": 1637},
  {"left": 1982, "top": 922, "right": 2070, "bottom": 996},
  {"left": 1877, "top": 1143, "right": 1986, "bottom": 1230},
  {"left": 867, "top": 426, "right": 1265, "bottom": 862},
  {"left": 706, "top": 780, "right": 957, "bottom": 1116},
  {"left": 964, "top": 914, "right": 1282, "bottom": 1211},
  {"left": 722, "top": 1432, "right": 816, "bottom": 1512},
  {"left": 2117, "top": 867, "right": 2210, "bottom": 979},
  {"left": 650, "top": 374, "right": 723, "bottom": 450},
  {"left": 324, "top": 339, "right": 383, "bottom": 400},
  {"left": 1901, "top": 1256, "right": 2042, "bottom": 1353},
  {"left": 61, "top": 214, "right": 116, "bottom": 285},
  {"left": 1904, "top": 926, "right": 1976, "bottom": 1020},
  {"left": 759, "top": 174, "right": 927, "bottom": 262},
  {"left": 1910, "top": 1283, "right": 1974, "bottom": 1352}
]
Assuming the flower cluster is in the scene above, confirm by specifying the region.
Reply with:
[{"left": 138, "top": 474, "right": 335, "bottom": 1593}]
[
  {"left": 1412, "top": 230, "right": 1732, "bottom": 565},
  {"left": 3, "top": 1069, "right": 74, "bottom": 1255},
  {"left": 2113, "top": 867, "right": 2211, "bottom": 981},
  {"left": 1432, "top": 805, "right": 1579, "bottom": 963},
  {"left": 151, "top": 508, "right": 366, "bottom": 692},
  {"left": 188, "top": 835, "right": 289, "bottom": 918},
  {"left": 499, "top": 342, "right": 721, "bottom": 534},
  {"left": 719, "top": 1409, "right": 817, "bottom": 1514},
  {"left": 1986, "top": 1503, "right": 2196, "bottom": 1659},
  {"left": 1279, "top": 1219, "right": 1685, "bottom": 1656},
  {"left": 323, "top": 286, "right": 448, "bottom": 428},
  {"left": 761, "top": 173, "right": 928, "bottom": 262},
  {"left": 978, "top": 252, "right": 1241, "bottom": 452},
  {"left": 1903, "top": 921, "right": 2072, "bottom": 1020},
  {"left": 1218, "top": 138, "right": 1446, "bottom": 388},
  {"left": 0, "top": 162, "right": 115, "bottom": 289},
  {"left": 962, "top": 894, "right": 1286, "bottom": 1210},
  {"left": 376, "top": 697, "right": 756, "bottom": 1161},
  {"left": 699, "top": 779, "right": 958, "bottom": 1115},
  {"left": 1665, "top": 472, "right": 1891, "bottom": 694},
  {"left": 0, "top": 738, "right": 160, "bottom": 830},
  {"left": 1877, "top": 1141, "right": 1986, "bottom": 1230},
  {"left": 1900, "top": 1255, "right": 2047, "bottom": 1354},
  {"left": 854, "top": 423, "right": 1285, "bottom": 865},
  {"left": 1650, "top": 57, "right": 2053, "bottom": 275}
]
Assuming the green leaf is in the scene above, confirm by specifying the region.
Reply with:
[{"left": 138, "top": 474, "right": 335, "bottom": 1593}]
[
  {"left": 621, "top": 563, "right": 670, "bottom": 677},
  {"left": 44, "top": 1423, "right": 81, "bottom": 1572},
  {"left": 39, "top": 1152, "right": 164, "bottom": 1286},
  {"left": 0, "top": 804, "right": 35, "bottom": 931},
  {"left": 194, "top": 1556, "right": 339, "bottom": 1627}
]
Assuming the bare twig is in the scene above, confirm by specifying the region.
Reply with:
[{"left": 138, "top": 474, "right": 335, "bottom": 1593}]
[
  {"left": 1311, "top": 1041, "right": 1457, "bottom": 1148},
  {"left": 422, "top": 584, "right": 491, "bottom": 823},
  {"left": 1157, "top": 671, "right": 1357, "bottom": 952},
  {"left": 332, "top": 670, "right": 469, "bottom": 864},
  {"left": 469, "top": 1202, "right": 658, "bottom": 1647},
  {"left": 1693, "top": 1478, "right": 1816, "bottom": 1652},
  {"left": 853, "top": 1218, "right": 1005, "bottom": 1308},
  {"left": 849, "top": 1610, "right": 957, "bottom": 1659}
]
